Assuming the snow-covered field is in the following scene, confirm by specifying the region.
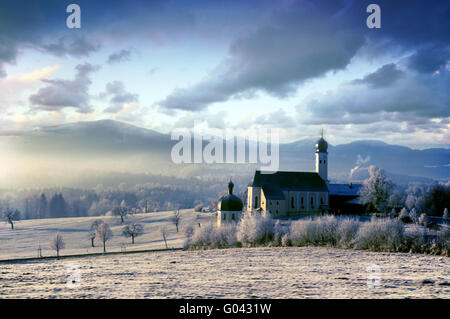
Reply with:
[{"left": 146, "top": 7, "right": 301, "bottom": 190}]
[
  {"left": 0, "top": 209, "right": 215, "bottom": 260},
  {"left": 1, "top": 247, "right": 448, "bottom": 298},
  {"left": 1, "top": 212, "right": 449, "bottom": 298}
]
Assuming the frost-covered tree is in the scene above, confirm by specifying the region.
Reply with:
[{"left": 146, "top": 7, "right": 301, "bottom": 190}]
[
  {"left": 405, "top": 194, "right": 416, "bottom": 210},
  {"left": 50, "top": 233, "right": 65, "bottom": 257},
  {"left": 113, "top": 203, "right": 128, "bottom": 224},
  {"left": 359, "top": 166, "right": 393, "bottom": 213},
  {"left": 171, "top": 210, "right": 181, "bottom": 232},
  {"left": 96, "top": 222, "right": 113, "bottom": 253},
  {"left": 443, "top": 208, "right": 448, "bottom": 219},
  {"left": 2, "top": 209, "right": 20, "bottom": 230},
  {"left": 418, "top": 213, "right": 427, "bottom": 226},
  {"left": 159, "top": 225, "right": 169, "bottom": 249},
  {"left": 122, "top": 222, "right": 144, "bottom": 244},
  {"left": 88, "top": 220, "right": 104, "bottom": 247},
  {"left": 409, "top": 208, "right": 417, "bottom": 223},
  {"left": 388, "top": 189, "right": 406, "bottom": 209}
]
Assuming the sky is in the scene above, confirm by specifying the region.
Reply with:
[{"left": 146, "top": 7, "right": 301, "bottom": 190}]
[{"left": 0, "top": 0, "right": 449, "bottom": 149}]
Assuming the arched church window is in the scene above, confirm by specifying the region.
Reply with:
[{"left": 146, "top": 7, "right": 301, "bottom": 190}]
[
  {"left": 231, "top": 213, "right": 235, "bottom": 220},
  {"left": 254, "top": 196, "right": 259, "bottom": 208},
  {"left": 223, "top": 214, "right": 226, "bottom": 220},
  {"left": 291, "top": 197, "right": 294, "bottom": 209},
  {"left": 310, "top": 197, "right": 314, "bottom": 208}
]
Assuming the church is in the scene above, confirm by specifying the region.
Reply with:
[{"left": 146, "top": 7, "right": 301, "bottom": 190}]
[
  {"left": 217, "top": 135, "right": 361, "bottom": 226},
  {"left": 247, "top": 135, "right": 330, "bottom": 217}
]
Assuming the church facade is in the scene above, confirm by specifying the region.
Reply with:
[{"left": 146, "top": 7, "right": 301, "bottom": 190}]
[{"left": 247, "top": 136, "right": 330, "bottom": 217}]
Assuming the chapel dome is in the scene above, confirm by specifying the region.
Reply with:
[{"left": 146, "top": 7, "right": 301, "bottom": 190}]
[{"left": 218, "top": 180, "right": 243, "bottom": 212}]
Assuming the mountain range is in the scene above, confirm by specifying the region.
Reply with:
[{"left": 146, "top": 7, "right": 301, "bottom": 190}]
[{"left": 1, "top": 120, "right": 448, "bottom": 188}]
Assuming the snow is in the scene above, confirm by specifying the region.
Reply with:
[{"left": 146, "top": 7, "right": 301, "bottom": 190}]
[
  {"left": 0, "top": 247, "right": 448, "bottom": 298},
  {"left": 0, "top": 209, "right": 215, "bottom": 260},
  {"left": 1, "top": 211, "right": 448, "bottom": 298}
]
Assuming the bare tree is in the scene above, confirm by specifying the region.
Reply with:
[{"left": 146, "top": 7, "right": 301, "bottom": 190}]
[
  {"left": 96, "top": 222, "right": 113, "bottom": 253},
  {"left": 171, "top": 210, "right": 181, "bottom": 232},
  {"left": 2, "top": 209, "right": 20, "bottom": 230},
  {"left": 159, "top": 225, "right": 168, "bottom": 249},
  {"left": 88, "top": 220, "right": 104, "bottom": 247},
  {"left": 122, "top": 222, "right": 144, "bottom": 244},
  {"left": 113, "top": 205, "right": 128, "bottom": 224},
  {"left": 50, "top": 233, "right": 65, "bottom": 257}
]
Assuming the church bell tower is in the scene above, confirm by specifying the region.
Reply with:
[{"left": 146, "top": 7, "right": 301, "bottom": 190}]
[{"left": 315, "top": 130, "right": 328, "bottom": 183}]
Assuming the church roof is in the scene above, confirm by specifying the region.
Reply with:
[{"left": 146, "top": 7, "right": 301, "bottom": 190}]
[
  {"left": 328, "top": 183, "right": 362, "bottom": 196},
  {"left": 251, "top": 171, "right": 329, "bottom": 199}
]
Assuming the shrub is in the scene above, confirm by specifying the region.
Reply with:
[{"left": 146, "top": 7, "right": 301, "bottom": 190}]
[
  {"left": 281, "top": 233, "right": 291, "bottom": 247},
  {"left": 354, "top": 217, "right": 404, "bottom": 252},
  {"left": 336, "top": 218, "right": 360, "bottom": 248},
  {"left": 182, "top": 225, "right": 194, "bottom": 238},
  {"left": 272, "top": 220, "right": 285, "bottom": 246},
  {"left": 403, "top": 225, "right": 431, "bottom": 254},
  {"left": 185, "top": 223, "right": 238, "bottom": 249},
  {"left": 403, "top": 226, "right": 449, "bottom": 256},
  {"left": 288, "top": 216, "right": 339, "bottom": 247},
  {"left": 237, "top": 212, "right": 276, "bottom": 246}
]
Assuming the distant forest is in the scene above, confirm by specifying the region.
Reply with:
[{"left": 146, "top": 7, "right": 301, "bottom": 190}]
[
  {"left": 0, "top": 174, "right": 250, "bottom": 220},
  {"left": 1, "top": 171, "right": 449, "bottom": 220}
]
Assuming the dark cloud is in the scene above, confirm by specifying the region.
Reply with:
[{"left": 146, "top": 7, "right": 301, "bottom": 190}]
[
  {"left": 352, "top": 63, "right": 404, "bottom": 88},
  {"left": 101, "top": 81, "right": 139, "bottom": 113},
  {"left": 0, "top": 0, "right": 196, "bottom": 77},
  {"left": 407, "top": 45, "right": 450, "bottom": 74},
  {"left": 40, "top": 36, "right": 100, "bottom": 58},
  {"left": 107, "top": 49, "right": 133, "bottom": 64},
  {"left": 29, "top": 63, "right": 100, "bottom": 113},
  {"left": 300, "top": 69, "right": 449, "bottom": 126},
  {"left": 159, "top": 0, "right": 449, "bottom": 111},
  {"left": 159, "top": 2, "right": 365, "bottom": 111}
]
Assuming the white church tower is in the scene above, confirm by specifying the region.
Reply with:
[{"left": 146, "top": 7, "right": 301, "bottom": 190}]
[{"left": 315, "top": 131, "right": 328, "bottom": 183}]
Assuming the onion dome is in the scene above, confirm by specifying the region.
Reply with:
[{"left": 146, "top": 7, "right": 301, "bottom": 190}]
[
  {"left": 315, "top": 137, "right": 328, "bottom": 152},
  {"left": 218, "top": 180, "right": 243, "bottom": 212}
]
